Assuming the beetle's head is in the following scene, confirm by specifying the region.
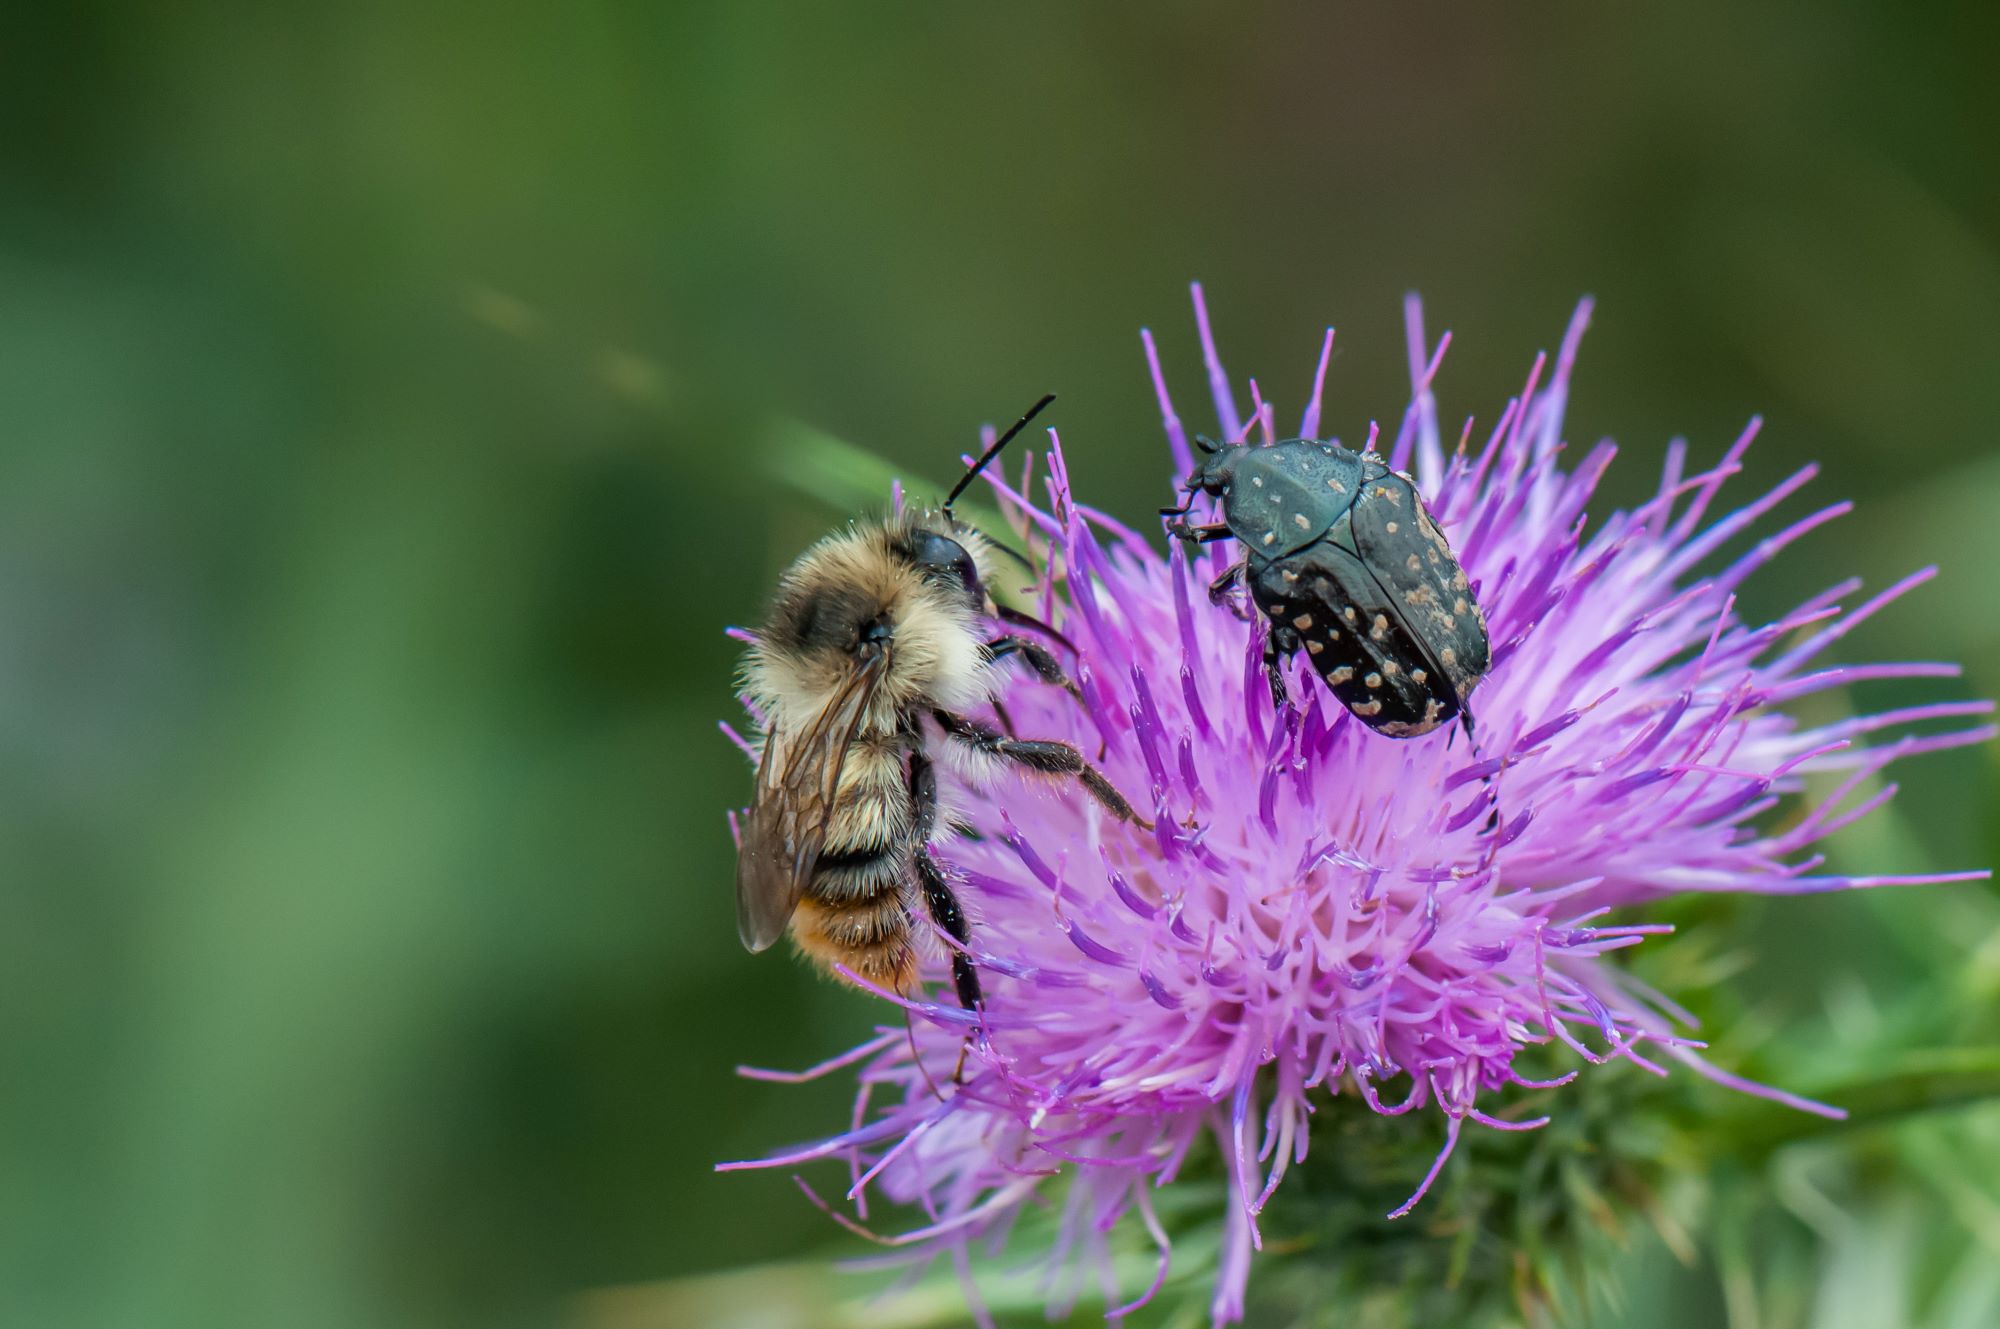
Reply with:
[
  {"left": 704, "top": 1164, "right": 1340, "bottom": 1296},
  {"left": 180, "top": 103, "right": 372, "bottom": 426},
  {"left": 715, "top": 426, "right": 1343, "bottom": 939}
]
[{"left": 1182, "top": 433, "right": 1244, "bottom": 496}]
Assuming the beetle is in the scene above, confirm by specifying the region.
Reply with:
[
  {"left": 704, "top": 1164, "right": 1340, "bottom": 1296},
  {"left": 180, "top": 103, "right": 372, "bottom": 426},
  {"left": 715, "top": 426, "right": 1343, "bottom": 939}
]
[{"left": 1163, "top": 435, "right": 1489, "bottom": 737}]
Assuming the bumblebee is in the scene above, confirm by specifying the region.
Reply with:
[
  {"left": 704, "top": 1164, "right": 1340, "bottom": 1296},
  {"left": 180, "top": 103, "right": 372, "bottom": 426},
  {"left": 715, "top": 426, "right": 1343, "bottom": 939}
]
[{"left": 735, "top": 396, "right": 1147, "bottom": 1014}]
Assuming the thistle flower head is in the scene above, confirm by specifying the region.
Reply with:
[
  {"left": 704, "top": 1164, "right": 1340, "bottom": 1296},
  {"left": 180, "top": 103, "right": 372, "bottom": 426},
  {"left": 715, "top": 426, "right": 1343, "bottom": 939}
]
[{"left": 724, "top": 289, "right": 1992, "bottom": 1325}]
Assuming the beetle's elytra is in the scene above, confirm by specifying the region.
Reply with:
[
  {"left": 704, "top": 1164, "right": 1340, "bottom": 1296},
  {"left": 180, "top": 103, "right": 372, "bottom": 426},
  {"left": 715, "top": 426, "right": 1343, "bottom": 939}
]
[{"left": 1163, "top": 437, "right": 1490, "bottom": 737}]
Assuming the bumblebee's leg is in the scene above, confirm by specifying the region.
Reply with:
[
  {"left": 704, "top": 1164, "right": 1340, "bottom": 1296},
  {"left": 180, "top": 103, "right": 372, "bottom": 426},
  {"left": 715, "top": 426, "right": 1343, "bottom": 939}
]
[
  {"left": 908, "top": 751, "right": 981, "bottom": 1015},
  {"left": 993, "top": 603, "right": 1078, "bottom": 656},
  {"left": 932, "top": 709, "right": 1152, "bottom": 830},
  {"left": 1165, "top": 519, "right": 1234, "bottom": 544},
  {"left": 983, "top": 634, "right": 1084, "bottom": 702}
]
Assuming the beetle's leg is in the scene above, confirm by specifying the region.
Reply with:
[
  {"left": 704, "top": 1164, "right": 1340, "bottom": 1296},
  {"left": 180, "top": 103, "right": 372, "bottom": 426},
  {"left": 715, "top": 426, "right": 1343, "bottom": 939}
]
[
  {"left": 1263, "top": 621, "right": 1303, "bottom": 711},
  {"left": 1460, "top": 710, "right": 1503, "bottom": 837},
  {"left": 984, "top": 634, "right": 1084, "bottom": 703},
  {"left": 1207, "top": 560, "right": 1255, "bottom": 621},
  {"left": 1165, "top": 519, "right": 1234, "bottom": 545},
  {"left": 932, "top": 709, "right": 1152, "bottom": 831},
  {"left": 1207, "top": 560, "right": 1246, "bottom": 604}
]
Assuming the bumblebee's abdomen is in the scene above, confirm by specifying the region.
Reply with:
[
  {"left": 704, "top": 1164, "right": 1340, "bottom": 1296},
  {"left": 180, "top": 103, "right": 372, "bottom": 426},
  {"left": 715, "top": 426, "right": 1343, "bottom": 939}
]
[
  {"left": 794, "top": 737, "right": 919, "bottom": 991},
  {"left": 793, "top": 868, "right": 916, "bottom": 992},
  {"left": 820, "top": 740, "right": 912, "bottom": 864}
]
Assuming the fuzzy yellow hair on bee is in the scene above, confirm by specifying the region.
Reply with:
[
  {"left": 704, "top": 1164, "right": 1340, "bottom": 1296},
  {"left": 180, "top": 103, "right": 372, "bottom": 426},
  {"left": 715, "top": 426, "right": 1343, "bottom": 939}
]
[{"left": 731, "top": 395, "right": 1149, "bottom": 1050}]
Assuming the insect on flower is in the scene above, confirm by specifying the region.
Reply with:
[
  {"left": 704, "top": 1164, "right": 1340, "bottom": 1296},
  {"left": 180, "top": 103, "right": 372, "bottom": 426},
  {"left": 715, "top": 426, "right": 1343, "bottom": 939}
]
[
  {"left": 731, "top": 395, "right": 1150, "bottom": 1022},
  {"left": 721, "top": 287, "right": 1994, "bottom": 1328},
  {"left": 1163, "top": 431, "right": 1491, "bottom": 737}
]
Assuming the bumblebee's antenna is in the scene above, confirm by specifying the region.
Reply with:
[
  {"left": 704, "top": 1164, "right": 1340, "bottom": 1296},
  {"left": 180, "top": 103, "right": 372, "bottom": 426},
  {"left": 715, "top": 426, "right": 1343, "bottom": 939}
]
[{"left": 945, "top": 392, "right": 1057, "bottom": 520}]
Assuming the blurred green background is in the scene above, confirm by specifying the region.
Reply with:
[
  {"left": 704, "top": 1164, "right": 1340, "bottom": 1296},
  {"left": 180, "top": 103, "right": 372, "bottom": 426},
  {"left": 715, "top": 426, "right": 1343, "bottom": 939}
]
[{"left": 2, "top": 4, "right": 1996, "bottom": 1327}]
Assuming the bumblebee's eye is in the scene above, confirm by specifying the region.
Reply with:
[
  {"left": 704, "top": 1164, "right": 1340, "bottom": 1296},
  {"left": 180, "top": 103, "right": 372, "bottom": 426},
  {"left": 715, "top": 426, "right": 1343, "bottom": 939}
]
[{"left": 908, "top": 530, "right": 982, "bottom": 598}]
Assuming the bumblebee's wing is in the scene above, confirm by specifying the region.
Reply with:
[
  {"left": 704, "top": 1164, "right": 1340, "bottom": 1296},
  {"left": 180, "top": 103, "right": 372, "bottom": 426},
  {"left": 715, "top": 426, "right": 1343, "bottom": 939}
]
[{"left": 734, "top": 654, "right": 884, "bottom": 952}]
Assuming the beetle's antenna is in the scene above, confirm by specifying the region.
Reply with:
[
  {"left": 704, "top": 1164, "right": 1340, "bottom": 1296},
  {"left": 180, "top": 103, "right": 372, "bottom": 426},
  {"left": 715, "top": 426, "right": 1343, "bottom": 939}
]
[
  {"left": 945, "top": 393, "right": 1057, "bottom": 520},
  {"left": 1194, "top": 433, "right": 1221, "bottom": 455}
]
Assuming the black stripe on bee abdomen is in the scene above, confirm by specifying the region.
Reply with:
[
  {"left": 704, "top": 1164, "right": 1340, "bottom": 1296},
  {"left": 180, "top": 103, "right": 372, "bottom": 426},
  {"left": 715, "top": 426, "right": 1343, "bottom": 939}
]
[{"left": 810, "top": 840, "right": 909, "bottom": 902}]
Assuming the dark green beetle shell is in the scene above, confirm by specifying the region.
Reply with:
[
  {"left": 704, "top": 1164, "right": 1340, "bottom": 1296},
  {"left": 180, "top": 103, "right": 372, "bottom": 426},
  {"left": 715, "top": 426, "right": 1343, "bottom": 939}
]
[{"left": 1212, "top": 440, "right": 1490, "bottom": 737}]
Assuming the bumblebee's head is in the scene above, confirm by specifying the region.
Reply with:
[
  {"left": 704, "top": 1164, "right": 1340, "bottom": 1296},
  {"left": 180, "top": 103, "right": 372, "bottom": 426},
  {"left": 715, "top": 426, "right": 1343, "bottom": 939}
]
[{"left": 891, "top": 520, "right": 987, "bottom": 612}]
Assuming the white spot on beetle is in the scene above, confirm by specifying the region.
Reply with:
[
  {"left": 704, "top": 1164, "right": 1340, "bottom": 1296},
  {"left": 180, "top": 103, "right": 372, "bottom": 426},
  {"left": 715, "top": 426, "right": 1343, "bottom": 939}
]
[
  {"left": 1410, "top": 668, "right": 1428, "bottom": 685},
  {"left": 1354, "top": 699, "right": 1383, "bottom": 717},
  {"left": 1343, "top": 606, "right": 1358, "bottom": 622},
  {"left": 1329, "top": 665, "right": 1354, "bottom": 683},
  {"left": 1454, "top": 597, "right": 1468, "bottom": 614},
  {"left": 1327, "top": 478, "right": 1347, "bottom": 493},
  {"left": 1262, "top": 532, "right": 1276, "bottom": 546},
  {"left": 1281, "top": 569, "right": 1299, "bottom": 583},
  {"left": 1370, "top": 614, "right": 1388, "bottom": 641},
  {"left": 1364, "top": 672, "right": 1383, "bottom": 689},
  {"left": 1292, "top": 614, "right": 1313, "bottom": 630},
  {"left": 1385, "top": 521, "right": 1399, "bottom": 534},
  {"left": 1306, "top": 640, "right": 1324, "bottom": 655},
  {"left": 1251, "top": 475, "right": 1264, "bottom": 487},
  {"left": 1293, "top": 513, "right": 1310, "bottom": 530},
  {"left": 1406, "top": 554, "right": 1421, "bottom": 572},
  {"left": 1441, "top": 615, "right": 1456, "bottom": 630},
  {"left": 1442, "top": 647, "right": 1457, "bottom": 666},
  {"left": 1382, "top": 660, "right": 1399, "bottom": 676}
]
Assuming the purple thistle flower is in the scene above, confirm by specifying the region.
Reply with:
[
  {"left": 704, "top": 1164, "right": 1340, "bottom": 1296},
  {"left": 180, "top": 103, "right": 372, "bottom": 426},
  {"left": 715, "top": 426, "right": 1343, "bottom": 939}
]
[{"left": 722, "top": 287, "right": 1993, "bottom": 1326}]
